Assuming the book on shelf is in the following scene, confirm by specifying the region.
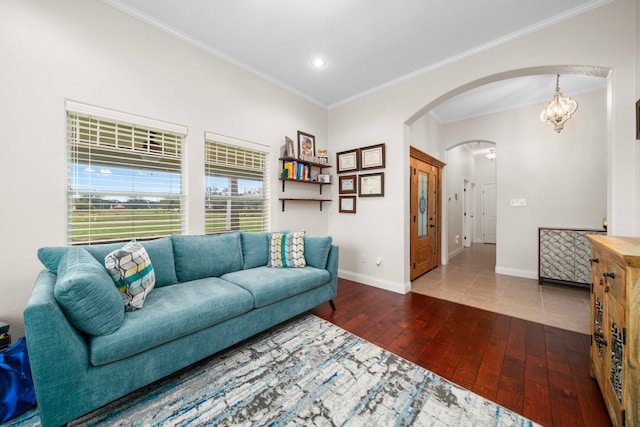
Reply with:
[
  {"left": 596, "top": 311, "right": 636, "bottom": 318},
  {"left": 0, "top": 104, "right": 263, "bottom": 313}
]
[
  {"left": 283, "top": 160, "right": 311, "bottom": 181},
  {"left": 283, "top": 161, "right": 295, "bottom": 179}
]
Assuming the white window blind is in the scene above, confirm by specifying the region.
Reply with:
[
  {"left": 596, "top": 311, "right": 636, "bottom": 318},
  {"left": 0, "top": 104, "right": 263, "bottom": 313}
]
[
  {"left": 205, "top": 138, "right": 269, "bottom": 233},
  {"left": 67, "top": 113, "right": 184, "bottom": 244}
]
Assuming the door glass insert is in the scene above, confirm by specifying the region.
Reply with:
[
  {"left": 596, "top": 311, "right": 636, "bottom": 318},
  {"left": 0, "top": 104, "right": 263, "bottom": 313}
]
[
  {"left": 431, "top": 171, "right": 437, "bottom": 253},
  {"left": 418, "top": 171, "right": 428, "bottom": 238}
]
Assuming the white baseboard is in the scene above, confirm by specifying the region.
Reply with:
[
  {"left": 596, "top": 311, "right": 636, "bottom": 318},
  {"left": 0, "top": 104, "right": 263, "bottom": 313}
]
[
  {"left": 495, "top": 266, "right": 538, "bottom": 280},
  {"left": 448, "top": 246, "right": 464, "bottom": 260},
  {"left": 338, "top": 269, "right": 410, "bottom": 294}
]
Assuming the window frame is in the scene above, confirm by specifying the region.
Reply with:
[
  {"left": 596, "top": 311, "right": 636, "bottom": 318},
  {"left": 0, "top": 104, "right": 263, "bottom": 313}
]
[
  {"left": 204, "top": 132, "right": 270, "bottom": 234},
  {"left": 66, "top": 101, "right": 187, "bottom": 245}
]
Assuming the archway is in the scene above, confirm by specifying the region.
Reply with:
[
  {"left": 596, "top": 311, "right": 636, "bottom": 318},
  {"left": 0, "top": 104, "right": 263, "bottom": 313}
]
[{"left": 405, "top": 65, "right": 609, "bottom": 278}]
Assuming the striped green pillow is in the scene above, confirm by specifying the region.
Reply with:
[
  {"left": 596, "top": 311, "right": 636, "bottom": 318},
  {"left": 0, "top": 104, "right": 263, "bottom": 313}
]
[{"left": 269, "top": 231, "right": 306, "bottom": 268}]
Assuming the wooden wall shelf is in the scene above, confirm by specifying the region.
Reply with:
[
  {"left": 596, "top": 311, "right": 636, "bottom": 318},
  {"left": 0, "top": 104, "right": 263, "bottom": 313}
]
[
  {"left": 278, "top": 198, "right": 331, "bottom": 211},
  {"left": 279, "top": 156, "right": 332, "bottom": 210}
]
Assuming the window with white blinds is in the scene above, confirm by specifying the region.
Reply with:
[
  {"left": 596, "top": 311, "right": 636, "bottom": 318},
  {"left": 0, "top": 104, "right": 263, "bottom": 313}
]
[
  {"left": 67, "top": 113, "right": 184, "bottom": 244},
  {"left": 205, "top": 138, "right": 269, "bottom": 233}
]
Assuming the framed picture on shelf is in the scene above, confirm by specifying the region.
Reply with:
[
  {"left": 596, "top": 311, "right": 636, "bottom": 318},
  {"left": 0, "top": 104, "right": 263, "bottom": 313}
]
[
  {"left": 339, "top": 196, "right": 356, "bottom": 213},
  {"left": 297, "top": 131, "right": 315, "bottom": 159},
  {"left": 359, "top": 172, "right": 384, "bottom": 197},
  {"left": 338, "top": 175, "right": 357, "bottom": 194},
  {"left": 336, "top": 149, "right": 359, "bottom": 174},
  {"left": 360, "top": 143, "right": 385, "bottom": 170},
  {"left": 285, "top": 136, "right": 295, "bottom": 158}
]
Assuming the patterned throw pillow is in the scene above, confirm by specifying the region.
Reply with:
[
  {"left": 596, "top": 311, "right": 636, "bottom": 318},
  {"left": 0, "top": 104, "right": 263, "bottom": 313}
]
[
  {"left": 269, "top": 231, "right": 306, "bottom": 268},
  {"left": 105, "top": 240, "right": 155, "bottom": 311}
]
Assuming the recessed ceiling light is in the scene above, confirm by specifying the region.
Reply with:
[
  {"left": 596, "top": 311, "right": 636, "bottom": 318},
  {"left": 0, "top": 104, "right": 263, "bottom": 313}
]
[{"left": 310, "top": 56, "right": 327, "bottom": 69}]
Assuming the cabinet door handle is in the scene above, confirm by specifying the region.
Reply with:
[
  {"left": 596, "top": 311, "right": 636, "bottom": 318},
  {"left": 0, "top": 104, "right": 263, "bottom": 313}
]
[
  {"left": 589, "top": 258, "right": 599, "bottom": 264},
  {"left": 594, "top": 332, "right": 608, "bottom": 347},
  {"left": 603, "top": 272, "right": 615, "bottom": 279}
]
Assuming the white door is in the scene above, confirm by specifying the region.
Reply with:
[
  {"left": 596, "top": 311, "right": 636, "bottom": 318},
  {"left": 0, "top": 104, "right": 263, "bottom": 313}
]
[{"left": 482, "top": 183, "right": 497, "bottom": 244}]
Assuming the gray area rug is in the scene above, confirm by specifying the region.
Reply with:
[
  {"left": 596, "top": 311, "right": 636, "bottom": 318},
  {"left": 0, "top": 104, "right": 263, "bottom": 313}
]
[{"left": 5, "top": 314, "right": 539, "bottom": 426}]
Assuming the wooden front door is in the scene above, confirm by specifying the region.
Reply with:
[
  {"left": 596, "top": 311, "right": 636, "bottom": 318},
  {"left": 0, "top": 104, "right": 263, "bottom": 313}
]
[{"left": 410, "top": 147, "right": 445, "bottom": 280}]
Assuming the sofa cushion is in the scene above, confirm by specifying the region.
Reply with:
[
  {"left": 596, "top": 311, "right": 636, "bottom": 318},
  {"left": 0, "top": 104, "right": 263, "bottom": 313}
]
[
  {"left": 268, "top": 231, "right": 306, "bottom": 268},
  {"left": 54, "top": 248, "right": 124, "bottom": 336},
  {"left": 37, "top": 246, "right": 68, "bottom": 272},
  {"left": 241, "top": 231, "right": 269, "bottom": 269},
  {"left": 38, "top": 237, "right": 178, "bottom": 288},
  {"left": 222, "top": 266, "right": 330, "bottom": 308},
  {"left": 89, "top": 278, "right": 254, "bottom": 366},
  {"left": 105, "top": 240, "right": 155, "bottom": 311},
  {"left": 304, "top": 236, "right": 333, "bottom": 269},
  {"left": 171, "top": 232, "right": 244, "bottom": 282}
]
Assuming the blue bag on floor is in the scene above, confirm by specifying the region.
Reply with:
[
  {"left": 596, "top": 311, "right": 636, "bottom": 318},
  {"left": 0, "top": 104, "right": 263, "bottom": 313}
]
[{"left": 0, "top": 337, "right": 37, "bottom": 422}]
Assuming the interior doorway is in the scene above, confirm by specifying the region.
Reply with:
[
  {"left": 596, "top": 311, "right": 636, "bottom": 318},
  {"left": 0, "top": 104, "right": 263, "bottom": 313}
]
[{"left": 410, "top": 146, "right": 445, "bottom": 280}]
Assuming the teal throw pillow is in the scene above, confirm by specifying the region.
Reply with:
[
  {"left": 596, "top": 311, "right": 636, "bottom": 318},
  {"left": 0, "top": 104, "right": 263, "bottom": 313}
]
[
  {"left": 241, "top": 231, "right": 269, "bottom": 269},
  {"left": 304, "top": 236, "right": 333, "bottom": 269},
  {"left": 269, "top": 231, "right": 306, "bottom": 268},
  {"left": 105, "top": 240, "right": 156, "bottom": 311},
  {"left": 54, "top": 247, "right": 124, "bottom": 336},
  {"left": 171, "top": 232, "right": 244, "bottom": 282}
]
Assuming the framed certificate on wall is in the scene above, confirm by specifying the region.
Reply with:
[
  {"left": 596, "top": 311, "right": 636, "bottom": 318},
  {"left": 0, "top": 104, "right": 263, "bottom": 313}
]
[{"left": 359, "top": 172, "right": 384, "bottom": 197}]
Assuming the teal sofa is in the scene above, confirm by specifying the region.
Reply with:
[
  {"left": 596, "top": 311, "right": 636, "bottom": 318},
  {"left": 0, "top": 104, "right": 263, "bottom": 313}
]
[{"left": 24, "top": 231, "right": 338, "bottom": 427}]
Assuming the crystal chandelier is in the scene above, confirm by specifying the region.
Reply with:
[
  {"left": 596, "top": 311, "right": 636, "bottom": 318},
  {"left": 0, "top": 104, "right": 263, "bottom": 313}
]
[{"left": 540, "top": 74, "right": 578, "bottom": 133}]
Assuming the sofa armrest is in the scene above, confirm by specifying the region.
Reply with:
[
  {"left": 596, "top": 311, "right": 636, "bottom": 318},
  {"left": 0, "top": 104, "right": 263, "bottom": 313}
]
[
  {"left": 24, "top": 270, "right": 91, "bottom": 423},
  {"left": 326, "top": 245, "right": 339, "bottom": 295}
]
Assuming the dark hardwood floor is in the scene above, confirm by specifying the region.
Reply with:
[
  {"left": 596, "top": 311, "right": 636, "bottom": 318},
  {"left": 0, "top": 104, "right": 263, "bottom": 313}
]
[{"left": 310, "top": 279, "right": 611, "bottom": 427}]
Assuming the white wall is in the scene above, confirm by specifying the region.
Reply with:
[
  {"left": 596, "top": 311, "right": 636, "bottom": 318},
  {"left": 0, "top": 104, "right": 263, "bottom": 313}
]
[
  {"left": 0, "top": 0, "right": 329, "bottom": 337},
  {"left": 408, "top": 112, "right": 442, "bottom": 157},
  {"left": 443, "top": 146, "right": 475, "bottom": 258},
  {"left": 329, "top": 0, "right": 637, "bottom": 293},
  {"left": 442, "top": 90, "right": 607, "bottom": 278}
]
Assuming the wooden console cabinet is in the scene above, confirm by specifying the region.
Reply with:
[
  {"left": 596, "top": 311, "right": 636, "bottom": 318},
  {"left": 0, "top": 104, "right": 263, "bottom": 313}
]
[{"left": 588, "top": 235, "right": 640, "bottom": 427}]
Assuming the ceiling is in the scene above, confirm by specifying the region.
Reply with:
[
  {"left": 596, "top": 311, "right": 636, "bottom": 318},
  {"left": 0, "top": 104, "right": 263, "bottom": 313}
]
[{"left": 104, "top": 0, "right": 610, "bottom": 120}]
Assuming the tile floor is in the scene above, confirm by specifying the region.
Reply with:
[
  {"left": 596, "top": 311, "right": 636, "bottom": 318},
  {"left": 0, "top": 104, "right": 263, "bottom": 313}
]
[{"left": 411, "top": 243, "right": 591, "bottom": 334}]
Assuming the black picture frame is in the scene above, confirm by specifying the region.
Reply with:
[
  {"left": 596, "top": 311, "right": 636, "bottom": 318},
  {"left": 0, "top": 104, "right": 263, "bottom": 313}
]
[{"left": 297, "top": 131, "right": 315, "bottom": 159}]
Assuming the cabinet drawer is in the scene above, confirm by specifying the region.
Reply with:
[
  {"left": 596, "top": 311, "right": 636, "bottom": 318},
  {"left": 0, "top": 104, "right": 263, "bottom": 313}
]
[{"left": 603, "top": 260, "right": 626, "bottom": 306}]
